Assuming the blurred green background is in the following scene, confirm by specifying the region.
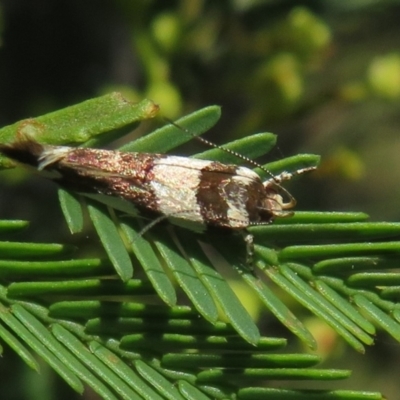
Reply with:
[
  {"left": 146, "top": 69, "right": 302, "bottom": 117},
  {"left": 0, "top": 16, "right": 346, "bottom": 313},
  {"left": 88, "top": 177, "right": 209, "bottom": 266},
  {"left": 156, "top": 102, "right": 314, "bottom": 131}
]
[{"left": 1, "top": 0, "right": 400, "bottom": 399}]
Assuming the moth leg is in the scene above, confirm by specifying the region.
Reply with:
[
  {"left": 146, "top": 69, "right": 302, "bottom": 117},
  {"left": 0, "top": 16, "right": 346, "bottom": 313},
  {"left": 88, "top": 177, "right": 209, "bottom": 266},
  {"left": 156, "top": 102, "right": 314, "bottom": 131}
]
[
  {"left": 138, "top": 214, "right": 169, "bottom": 236},
  {"left": 138, "top": 207, "right": 203, "bottom": 237},
  {"left": 243, "top": 231, "right": 255, "bottom": 271}
]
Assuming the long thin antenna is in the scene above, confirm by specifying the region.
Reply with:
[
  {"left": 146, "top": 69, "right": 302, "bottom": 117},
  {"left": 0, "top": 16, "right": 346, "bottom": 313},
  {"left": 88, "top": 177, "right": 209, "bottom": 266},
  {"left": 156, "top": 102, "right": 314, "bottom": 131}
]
[
  {"left": 164, "top": 118, "right": 315, "bottom": 208},
  {"left": 164, "top": 118, "right": 278, "bottom": 181}
]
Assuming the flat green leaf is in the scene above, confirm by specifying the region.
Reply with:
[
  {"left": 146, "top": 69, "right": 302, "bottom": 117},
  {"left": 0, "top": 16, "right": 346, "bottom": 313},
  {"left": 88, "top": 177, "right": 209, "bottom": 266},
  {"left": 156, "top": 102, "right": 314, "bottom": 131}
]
[
  {"left": 274, "top": 212, "right": 370, "bottom": 224},
  {"left": 0, "top": 220, "right": 29, "bottom": 233},
  {"left": 0, "top": 258, "right": 113, "bottom": 280},
  {"left": 153, "top": 230, "right": 219, "bottom": 324},
  {"left": 87, "top": 201, "right": 133, "bottom": 281},
  {"left": 55, "top": 325, "right": 141, "bottom": 399},
  {"left": 196, "top": 367, "right": 350, "bottom": 383},
  {"left": 320, "top": 276, "right": 395, "bottom": 312},
  {"left": 178, "top": 380, "right": 212, "bottom": 400},
  {"left": 121, "top": 333, "right": 285, "bottom": 352},
  {"left": 161, "top": 353, "right": 320, "bottom": 369},
  {"left": 251, "top": 222, "right": 400, "bottom": 242},
  {"left": 265, "top": 268, "right": 366, "bottom": 352},
  {"left": 11, "top": 304, "right": 87, "bottom": 392},
  {"left": 135, "top": 359, "right": 186, "bottom": 400},
  {"left": 197, "top": 384, "right": 234, "bottom": 399},
  {"left": 279, "top": 242, "right": 400, "bottom": 261},
  {"left": 9, "top": 95, "right": 157, "bottom": 144},
  {"left": 347, "top": 272, "right": 400, "bottom": 287},
  {"left": 313, "top": 257, "right": 393, "bottom": 275},
  {"left": 0, "top": 94, "right": 159, "bottom": 167},
  {"left": 253, "top": 244, "right": 280, "bottom": 265},
  {"left": 238, "top": 388, "right": 383, "bottom": 399},
  {"left": 7, "top": 279, "right": 154, "bottom": 298},
  {"left": 257, "top": 154, "right": 320, "bottom": 179},
  {"left": 49, "top": 301, "right": 194, "bottom": 320},
  {"left": 0, "top": 304, "right": 83, "bottom": 393},
  {"left": 314, "top": 280, "right": 376, "bottom": 335},
  {"left": 120, "top": 220, "right": 177, "bottom": 306},
  {"left": 0, "top": 241, "right": 75, "bottom": 259},
  {"left": 280, "top": 265, "right": 374, "bottom": 346},
  {"left": 178, "top": 233, "right": 260, "bottom": 345},
  {"left": 89, "top": 341, "right": 164, "bottom": 400},
  {"left": 0, "top": 321, "right": 39, "bottom": 371},
  {"left": 380, "top": 286, "right": 400, "bottom": 300},
  {"left": 86, "top": 317, "right": 233, "bottom": 337},
  {"left": 2, "top": 100, "right": 398, "bottom": 400},
  {"left": 353, "top": 295, "right": 400, "bottom": 342},
  {"left": 58, "top": 189, "right": 84, "bottom": 234},
  {"left": 51, "top": 324, "right": 123, "bottom": 400},
  {"left": 119, "top": 105, "right": 221, "bottom": 153},
  {"left": 193, "top": 132, "right": 277, "bottom": 163},
  {"left": 246, "top": 262, "right": 316, "bottom": 349}
]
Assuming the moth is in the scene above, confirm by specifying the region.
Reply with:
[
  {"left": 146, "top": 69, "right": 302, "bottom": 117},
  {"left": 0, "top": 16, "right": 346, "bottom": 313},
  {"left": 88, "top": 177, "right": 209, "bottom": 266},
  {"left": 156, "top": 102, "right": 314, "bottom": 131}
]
[{"left": 0, "top": 127, "right": 316, "bottom": 267}]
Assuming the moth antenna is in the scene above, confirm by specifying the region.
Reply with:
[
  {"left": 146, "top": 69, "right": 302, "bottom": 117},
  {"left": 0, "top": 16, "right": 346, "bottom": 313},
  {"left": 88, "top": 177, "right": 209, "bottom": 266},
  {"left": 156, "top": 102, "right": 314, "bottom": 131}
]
[
  {"left": 268, "top": 166, "right": 317, "bottom": 209},
  {"left": 164, "top": 118, "right": 316, "bottom": 209},
  {"left": 164, "top": 118, "right": 278, "bottom": 180}
]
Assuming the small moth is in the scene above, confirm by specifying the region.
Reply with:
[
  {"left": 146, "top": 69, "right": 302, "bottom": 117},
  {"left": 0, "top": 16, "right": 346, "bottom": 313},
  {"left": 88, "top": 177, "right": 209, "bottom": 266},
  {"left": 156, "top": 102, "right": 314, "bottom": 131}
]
[{"left": 0, "top": 128, "right": 315, "bottom": 267}]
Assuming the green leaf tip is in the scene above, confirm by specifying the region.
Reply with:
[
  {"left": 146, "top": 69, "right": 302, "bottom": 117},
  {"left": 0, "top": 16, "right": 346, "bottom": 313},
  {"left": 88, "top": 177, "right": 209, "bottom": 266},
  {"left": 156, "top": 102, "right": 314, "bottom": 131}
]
[{"left": 0, "top": 93, "right": 159, "bottom": 168}]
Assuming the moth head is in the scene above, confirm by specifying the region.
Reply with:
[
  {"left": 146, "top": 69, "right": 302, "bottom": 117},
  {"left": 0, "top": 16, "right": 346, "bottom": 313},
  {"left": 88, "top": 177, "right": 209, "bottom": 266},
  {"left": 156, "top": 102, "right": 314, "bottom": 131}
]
[{"left": 261, "top": 181, "right": 296, "bottom": 219}]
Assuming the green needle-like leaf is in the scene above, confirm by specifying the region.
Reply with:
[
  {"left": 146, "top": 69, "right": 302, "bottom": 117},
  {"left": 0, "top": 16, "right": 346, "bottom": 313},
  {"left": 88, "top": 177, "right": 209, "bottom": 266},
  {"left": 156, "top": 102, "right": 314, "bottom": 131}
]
[
  {"left": 120, "top": 220, "right": 177, "bottom": 306},
  {"left": 88, "top": 201, "right": 133, "bottom": 282},
  {"left": 119, "top": 105, "right": 221, "bottom": 153},
  {"left": 0, "top": 304, "right": 84, "bottom": 393},
  {"left": 135, "top": 360, "right": 186, "bottom": 400},
  {"left": 1, "top": 97, "right": 398, "bottom": 399},
  {"left": 0, "top": 321, "right": 39, "bottom": 371},
  {"left": 193, "top": 132, "right": 277, "bottom": 163},
  {"left": 153, "top": 230, "right": 219, "bottom": 324},
  {"left": 58, "top": 189, "right": 84, "bottom": 234},
  {"left": 177, "top": 232, "right": 260, "bottom": 345},
  {"left": 51, "top": 324, "right": 123, "bottom": 400},
  {"left": 0, "top": 93, "right": 159, "bottom": 167},
  {"left": 89, "top": 342, "right": 164, "bottom": 400}
]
